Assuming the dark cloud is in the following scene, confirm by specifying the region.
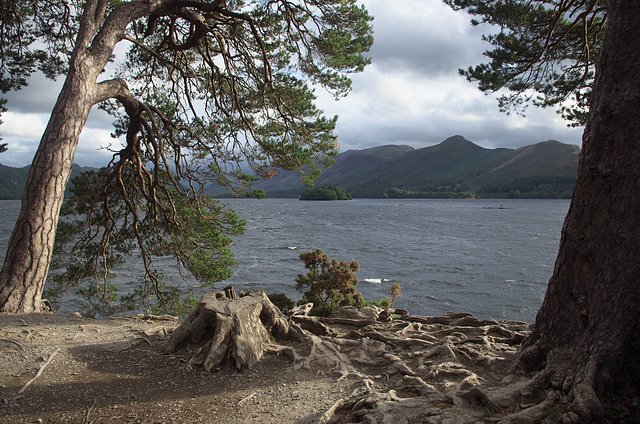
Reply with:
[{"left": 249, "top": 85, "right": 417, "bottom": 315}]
[{"left": 4, "top": 73, "right": 61, "bottom": 115}]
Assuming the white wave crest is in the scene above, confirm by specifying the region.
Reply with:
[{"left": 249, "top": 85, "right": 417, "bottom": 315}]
[{"left": 363, "top": 278, "right": 392, "bottom": 284}]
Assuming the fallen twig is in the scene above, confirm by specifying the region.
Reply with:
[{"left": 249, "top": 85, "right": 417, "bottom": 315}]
[
  {"left": 0, "top": 337, "right": 24, "bottom": 351},
  {"left": 237, "top": 392, "right": 257, "bottom": 406},
  {"left": 18, "top": 348, "right": 61, "bottom": 394}
]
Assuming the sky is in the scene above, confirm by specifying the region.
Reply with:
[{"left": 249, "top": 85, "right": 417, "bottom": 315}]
[{"left": 0, "top": 0, "right": 584, "bottom": 169}]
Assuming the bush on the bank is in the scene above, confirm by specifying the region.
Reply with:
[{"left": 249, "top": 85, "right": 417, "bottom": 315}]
[
  {"left": 292, "top": 249, "right": 401, "bottom": 317},
  {"left": 295, "top": 249, "right": 362, "bottom": 316}
]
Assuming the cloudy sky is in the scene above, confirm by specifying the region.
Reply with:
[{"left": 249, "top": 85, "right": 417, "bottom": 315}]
[{"left": 0, "top": 0, "right": 584, "bottom": 168}]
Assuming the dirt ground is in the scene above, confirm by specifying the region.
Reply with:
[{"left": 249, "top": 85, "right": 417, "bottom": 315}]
[
  {"left": 0, "top": 310, "right": 538, "bottom": 424},
  {"left": 0, "top": 313, "right": 361, "bottom": 424}
]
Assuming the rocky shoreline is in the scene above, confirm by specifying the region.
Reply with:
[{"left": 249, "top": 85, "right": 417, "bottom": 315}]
[{"left": 0, "top": 309, "right": 554, "bottom": 424}]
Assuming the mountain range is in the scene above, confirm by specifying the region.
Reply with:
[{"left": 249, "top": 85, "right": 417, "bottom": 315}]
[
  {"left": 252, "top": 135, "right": 580, "bottom": 198},
  {"left": 0, "top": 135, "right": 580, "bottom": 200}
]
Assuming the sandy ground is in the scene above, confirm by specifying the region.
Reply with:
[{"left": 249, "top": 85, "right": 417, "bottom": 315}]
[
  {"left": 0, "top": 311, "right": 535, "bottom": 424},
  {"left": 0, "top": 313, "right": 362, "bottom": 424}
]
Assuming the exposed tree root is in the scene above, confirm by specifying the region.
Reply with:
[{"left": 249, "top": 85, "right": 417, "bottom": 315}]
[
  {"left": 513, "top": 349, "right": 611, "bottom": 423},
  {"left": 18, "top": 347, "right": 61, "bottom": 394},
  {"left": 166, "top": 295, "right": 580, "bottom": 422}
]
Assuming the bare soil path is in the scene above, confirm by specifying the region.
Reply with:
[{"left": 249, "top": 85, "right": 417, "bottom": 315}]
[{"left": 0, "top": 310, "right": 542, "bottom": 424}]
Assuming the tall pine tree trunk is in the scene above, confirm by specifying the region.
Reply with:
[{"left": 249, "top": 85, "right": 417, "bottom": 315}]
[
  {"left": 0, "top": 0, "right": 148, "bottom": 312},
  {"left": 0, "top": 63, "right": 98, "bottom": 312},
  {"left": 515, "top": 1, "right": 640, "bottom": 422}
]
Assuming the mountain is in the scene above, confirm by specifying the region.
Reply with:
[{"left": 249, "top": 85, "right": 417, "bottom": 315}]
[
  {"left": 0, "top": 136, "right": 580, "bottom": 200},
  {"left": 0, "top": 164, "right": 29, "bottom": 200},
  {"left": 476, "top": 140, "right": 579, "bottom": 181},
  {"left": 251, "top": 144, "right": 414, "bottom": 197},
  {"left": 0, "top": 164, "right": 98, "bottom": 200},
  {"left": 254, "top": 135, "right": 580, "bottom": 199},
  {"left": 346, "top": 136, "right": 515, "bottom": 192}
]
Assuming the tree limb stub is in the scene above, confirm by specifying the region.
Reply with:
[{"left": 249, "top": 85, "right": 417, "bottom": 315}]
[{"left": 163, "top": 288, "right": 304, "bottom": 371}]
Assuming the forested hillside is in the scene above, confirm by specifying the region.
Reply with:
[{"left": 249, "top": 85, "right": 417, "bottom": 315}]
[
  {"left": 0, "top": 164, "right": 97, "bottom": 200},
  {"left": 0, "top": 136, "right": 579, "bottom": 200},
  {"left": 254, "top": 135, "right": 580, "bottom": 198},
  {"left": 0, "top": 164, "right": 29, "bottom": 200}
]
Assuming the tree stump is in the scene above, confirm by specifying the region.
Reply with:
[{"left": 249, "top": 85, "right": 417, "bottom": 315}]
[{"left": 163, "top": 288, "right": 305, "bottom": 371}]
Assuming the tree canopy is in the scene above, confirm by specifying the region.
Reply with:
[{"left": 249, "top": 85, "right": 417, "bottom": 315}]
[
  {"left": 444, "top": 0, "right": 607, "bottom": 126},
  {"left": 0, "top": 0, "right": 373, "bottom": 313}
]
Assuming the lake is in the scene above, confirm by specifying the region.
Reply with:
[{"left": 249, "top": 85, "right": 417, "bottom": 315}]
[{"left": 0, "top": 198, "right": 569, "bottom": 322}]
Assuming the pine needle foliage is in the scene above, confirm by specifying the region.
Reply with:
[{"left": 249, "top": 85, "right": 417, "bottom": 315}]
[
  {"left": 295, "top": 248, "right": 363, "bottom": 316},
  {"left": 445, "top": 0, "right": 607, "bottom": 126},
  {"left": 48, "top": 168, "right": 245, "bottom": 316}
]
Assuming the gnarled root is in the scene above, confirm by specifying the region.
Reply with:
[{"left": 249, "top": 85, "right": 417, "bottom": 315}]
[
  {"left": 165, "top": 301, "right": 564, "bottom": 423},
  {"left": 299, "top": 311, "right": 536, "bottom": 424},
  {"left": 514, "top": 344, "right": 615, "bottom": 423}
]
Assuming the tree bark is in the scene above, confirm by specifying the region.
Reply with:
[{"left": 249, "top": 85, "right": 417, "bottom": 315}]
[
  {"left": 515, "top": 2, "right": 640, "bottom": 422},
  {"left": 0, "top": 0, "right": 152, "bottom": 312},
  {"left": 0, "top": 57, "right": 100, "bottom": 313}
]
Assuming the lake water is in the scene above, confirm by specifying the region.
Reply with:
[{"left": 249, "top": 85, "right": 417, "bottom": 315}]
[{"left": 0, "top": 198, "right": 569, "bottom": 322}]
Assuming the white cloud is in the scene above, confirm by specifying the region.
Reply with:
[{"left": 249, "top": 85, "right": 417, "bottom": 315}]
[
  {"left": 75, "top": 127, "right": 125, "bottom": 168},
  {"left": 1, "top": 112, "right": 47, "bottom": 138},
  {"left": 363, "top": 0, "right": 487, "bottom": 76}
]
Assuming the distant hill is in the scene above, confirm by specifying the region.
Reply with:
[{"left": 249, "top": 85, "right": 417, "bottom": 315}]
[
  {"left": 0, "top": 164, "right": 29, "bottom": 200},
  {"left": 0, "top": 135, "right": 581, "bottom": 200},
  {"left": 247, "top": 144, "right": 415, "bottom": 197},
  {"left": 253, "top": 135, "right": 580, "bottom": 199},
  {"left": 0, "top": 164, "right": 98, "bottom": 200}
]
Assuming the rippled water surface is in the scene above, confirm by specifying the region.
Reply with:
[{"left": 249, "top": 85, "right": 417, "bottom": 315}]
[{"left": 0, "top": 198, "right": 569, "bottom": 321}]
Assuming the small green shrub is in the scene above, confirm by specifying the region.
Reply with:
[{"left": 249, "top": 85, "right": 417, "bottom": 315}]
[
  {"left": 388, "top": 283, "right": 402, "bottom": 307},
  {"left": 295, "top": 249, "right": 363, "bottom": 315},
  {"left": 294, "top": 249, "right": 402, "bottom": 317},
  {"left": 369, "top": 297, "right": 391, "bottom": 309},
  {"left": 268, "top": 292, "right": 295, "bottom": 312}
]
